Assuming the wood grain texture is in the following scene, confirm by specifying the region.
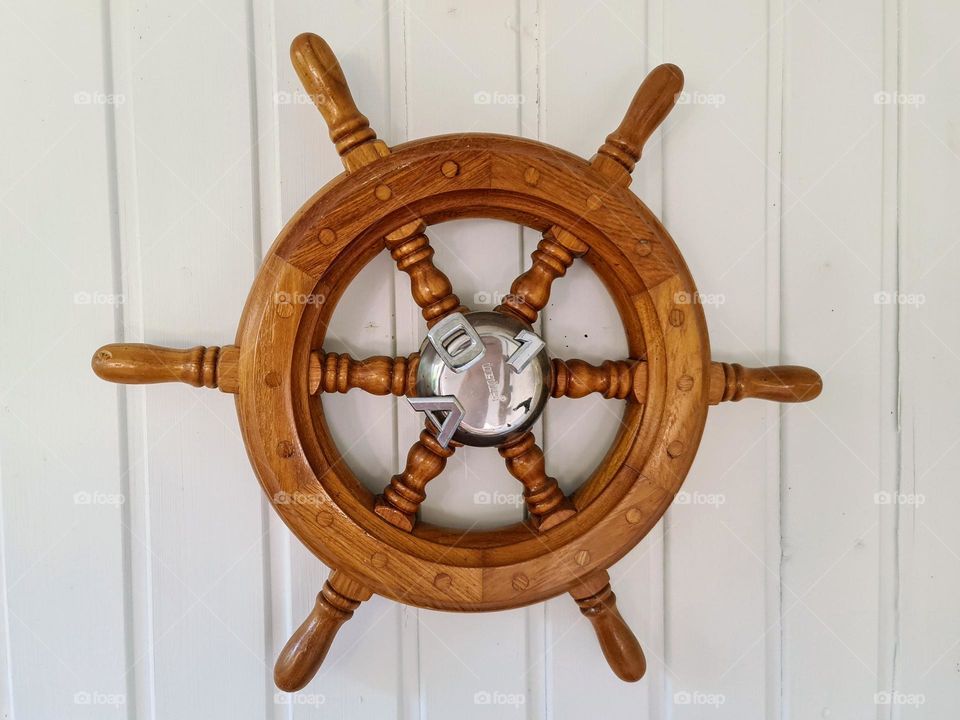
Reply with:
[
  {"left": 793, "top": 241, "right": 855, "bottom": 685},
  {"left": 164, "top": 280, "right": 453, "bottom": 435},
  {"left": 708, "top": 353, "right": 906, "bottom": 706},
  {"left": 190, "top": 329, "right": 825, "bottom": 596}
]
[
  {"left": 498, "top": 431, "right": 576, "bottom": 530},
  {"left": 92, "top": 343, "right": 239, "bottom": 392},
  {"left": 309, "top": 350, "right": 419, "bottom": 396}
]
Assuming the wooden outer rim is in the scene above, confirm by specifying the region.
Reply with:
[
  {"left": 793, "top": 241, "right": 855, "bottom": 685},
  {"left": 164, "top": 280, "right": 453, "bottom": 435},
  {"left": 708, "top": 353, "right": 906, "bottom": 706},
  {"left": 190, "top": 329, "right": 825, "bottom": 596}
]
[{"left": 235, "top": 134, "right": 710, "bottom": 611}]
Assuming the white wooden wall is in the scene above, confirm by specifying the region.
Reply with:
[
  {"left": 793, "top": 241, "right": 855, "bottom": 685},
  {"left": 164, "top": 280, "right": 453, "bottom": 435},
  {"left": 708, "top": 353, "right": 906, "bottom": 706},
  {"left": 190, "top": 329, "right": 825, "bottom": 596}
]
[{"left": 1, "top": 1, "right": 957, "bottom": 718}]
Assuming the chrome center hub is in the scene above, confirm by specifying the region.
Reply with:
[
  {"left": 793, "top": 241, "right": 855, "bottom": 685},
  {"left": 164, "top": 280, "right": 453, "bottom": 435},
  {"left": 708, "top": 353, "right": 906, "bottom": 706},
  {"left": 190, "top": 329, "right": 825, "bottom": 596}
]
[{"left": 414, "top": 311, "right": 551, "bottom": 447}]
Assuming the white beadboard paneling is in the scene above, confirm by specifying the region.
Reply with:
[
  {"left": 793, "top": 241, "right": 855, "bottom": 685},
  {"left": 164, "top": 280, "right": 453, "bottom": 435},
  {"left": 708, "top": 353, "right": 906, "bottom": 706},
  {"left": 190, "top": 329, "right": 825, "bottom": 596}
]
[
  {"left": 661, "top": 1, "right": 776, "bottom": 717},
  {"left": 537, "top": 2, "right": 661, "bottom": 720},
  {"left": 781, "top": 2, "right": 887, "bottom": 717},
  {"left": 898, "top": 1, "right": 960, "bottom": 715},
  {"left": 110, "top": 1, "right": 268, "bottom": 718},
  {"left": 0, "top": 2, "right": 130, "bottom": 718}
]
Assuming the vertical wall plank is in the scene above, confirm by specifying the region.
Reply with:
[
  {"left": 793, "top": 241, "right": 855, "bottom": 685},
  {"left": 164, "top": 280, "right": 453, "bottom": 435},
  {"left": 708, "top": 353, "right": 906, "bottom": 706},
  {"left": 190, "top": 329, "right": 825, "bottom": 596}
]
[
  {"left": 537, "top": 2, "right": 660, "bottom": 719},
  {"left": 661, "top": 1, "right": 775, "bottom": 717},
  {"left": 781, "top": 1, "right": 886, "bottom": 718},
  {"left": 264, "top": 1, "right": 405, "bottom": 717},
  {"left": 898, "top": 1, "right": 960, "bottom": 714},
  {"left": 0, "top": 2, "right": 130, "bottom": 717},
  {"left": 110, "top": 1, "right": 268, "bottom": 718}
]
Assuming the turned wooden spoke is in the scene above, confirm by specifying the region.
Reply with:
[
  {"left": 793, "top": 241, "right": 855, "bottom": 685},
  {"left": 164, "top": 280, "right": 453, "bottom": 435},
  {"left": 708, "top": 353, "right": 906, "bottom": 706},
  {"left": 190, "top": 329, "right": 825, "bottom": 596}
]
[
  {"left": 570, "top": 569, "right": 647, "bottom": 682},
  {"left": 552, "top": 358, "right": 646, "bottom": 402},
  {"left": 552, "top": 356, "right": 822, "bottom": 406},
  {"left": 91, "top": 343, "right": 240, "bottom": 393},
  {"left": 309, "top": 351, "right": 419, "bottom": 396},
  {"left": 384, "top": 219, "right": 467, "bottom": 327},
  {"left": 274, "top": 569, "right": 373, "bottom": 691},
  {"left": 290, "top": 33, "right": 389, "bottom": 172},
  {"left": 374, "top": 423, "right": 457, "bottom": 532},
  {"left": 496, "top": 226, "right": 588, "bottom": 325},
  {"left": 591, "top": 63, "right": 684, "bottom": 186},
  {"left": 499, "top": 431, "right": 575, "bottom": 531}
]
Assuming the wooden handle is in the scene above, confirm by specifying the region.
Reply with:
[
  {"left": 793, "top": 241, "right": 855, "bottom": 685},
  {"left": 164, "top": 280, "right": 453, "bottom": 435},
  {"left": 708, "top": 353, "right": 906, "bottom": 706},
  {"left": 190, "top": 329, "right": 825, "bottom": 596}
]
[
  {"left": 592, "top": 63, "right": 684, "bottom": 184},
  {"left": 274, "top": 571, "right": 373, "bottom": 692},
  {"left": 91, "top": 343, "right": 239, "bottom": 393},
  {"left": 289, "top": 33, "right": 388, "bottom": 171},
  {"left": 709, "top": 362, "right": 822, "bottom": 404},
  {"left": 571, "top": 570, "right": 646, "bottom": 682}
]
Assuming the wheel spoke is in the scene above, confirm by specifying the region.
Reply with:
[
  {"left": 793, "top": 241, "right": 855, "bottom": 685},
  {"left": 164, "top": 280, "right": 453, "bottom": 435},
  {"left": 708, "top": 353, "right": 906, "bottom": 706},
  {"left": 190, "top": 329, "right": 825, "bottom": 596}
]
[
  {"left": 374, "top": 422, "right": 457, "bottom": 531},
  {"left": 384, "top": 219, "right": 467, "bottom": 327},
  {"left": 499, "top": 431, "right": 575, "bottom": 530},
  {"left": 496, "top": 226, "right": 588, "bottom": 325},
  {"left": 309, "top": 351, "right": 419, "bottom": 396},
  {"left": 551, "top": 357, "right": 645, "bottom": 401}
]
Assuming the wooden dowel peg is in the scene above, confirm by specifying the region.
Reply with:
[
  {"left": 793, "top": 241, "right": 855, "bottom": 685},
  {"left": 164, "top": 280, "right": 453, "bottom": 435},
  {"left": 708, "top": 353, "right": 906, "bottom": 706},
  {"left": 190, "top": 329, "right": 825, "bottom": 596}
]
[
  {"left": 591, "top": 63, "right": 684, "bottom": 185},
  {"left": 289, "top": 33, "right": 389, "bottom": 171},
  {"left": 274, "top": 570, "right": 373, "bottom": 692},
  {"left": 91, "top": 343, "right": 239, "bottom": 393}
]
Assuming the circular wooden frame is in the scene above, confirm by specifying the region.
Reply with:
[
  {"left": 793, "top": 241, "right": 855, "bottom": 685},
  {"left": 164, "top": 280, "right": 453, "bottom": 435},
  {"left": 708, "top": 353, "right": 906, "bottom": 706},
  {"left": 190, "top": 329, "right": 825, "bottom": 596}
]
[{"left": 235, "top": 133, "right": 710, "bottom": 612}]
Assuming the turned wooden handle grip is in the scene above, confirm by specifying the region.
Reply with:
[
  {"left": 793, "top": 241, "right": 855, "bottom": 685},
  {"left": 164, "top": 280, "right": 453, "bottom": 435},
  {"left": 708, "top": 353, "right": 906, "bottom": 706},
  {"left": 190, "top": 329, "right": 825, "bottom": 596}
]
[
  {"left": 290, "top": 33, "right": 377, "bottom": 158},
  {"left": 91, "top": 343, "right": 239, "bottom": 392},
  {"left": 274, "top": 573, "right": 372, "bottom": 692},
  {"left": 573, "top": 573, "right": 646, "bottom": 682},
  {"left": 593, "top": 64, "right": 684, "bottom": 179},
  {"left": 709, "top": 362, "right": 823, "bottom": 404}
]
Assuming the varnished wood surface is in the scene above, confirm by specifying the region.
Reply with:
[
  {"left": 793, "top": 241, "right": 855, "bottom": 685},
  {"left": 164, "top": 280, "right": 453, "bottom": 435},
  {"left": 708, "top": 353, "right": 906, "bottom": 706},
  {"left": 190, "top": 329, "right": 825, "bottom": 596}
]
[
  {"left": 498, "top": 431, "right": 575, "bottom": 531},
  {"left": 91, "top": 343, "right": 239, "bottom": 393}
]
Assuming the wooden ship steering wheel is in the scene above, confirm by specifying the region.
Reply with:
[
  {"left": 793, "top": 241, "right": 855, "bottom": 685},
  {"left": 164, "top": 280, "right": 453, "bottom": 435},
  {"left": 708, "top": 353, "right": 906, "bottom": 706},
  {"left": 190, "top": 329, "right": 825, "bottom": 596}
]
[{"left": 91, "top": 34, "right": 822, "bottom": 691}]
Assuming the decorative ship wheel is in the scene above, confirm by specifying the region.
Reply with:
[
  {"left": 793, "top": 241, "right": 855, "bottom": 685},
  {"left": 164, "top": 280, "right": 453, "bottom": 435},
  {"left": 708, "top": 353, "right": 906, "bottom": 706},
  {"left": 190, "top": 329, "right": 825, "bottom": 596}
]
[{"left": 92, "top": 34, "right": 822, "bottom": 690}]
